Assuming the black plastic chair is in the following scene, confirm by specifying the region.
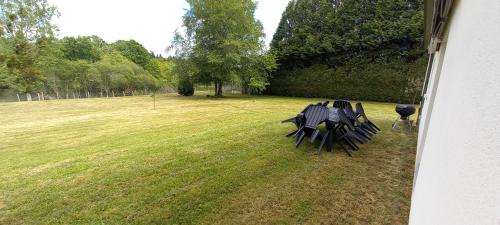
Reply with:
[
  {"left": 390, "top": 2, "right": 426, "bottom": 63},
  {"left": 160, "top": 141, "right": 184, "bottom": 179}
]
[
  {"left": 282, "top": 105, "right": 311, "bottom": 137},
  {"left": 333, "top": 100, "right": 351, "bottom": 109},
  {"left": 282, "top": 104, "right": 328, "bottom": 143},
  {"left": 340, "top": 110, "right": 369, "bottom": 141},
  {"left": 336, "top": 109, "right": 369, "bottom": 149},
  {"left": 332, "top": 100, "right": 372, "bottom": 138},
  {"left": 349, "top": 106, "right": 377, "bottom": 136},
  {"left": 355, "top": 102, "right": 381, "bottom": 132},
  {"left": 294, "top": 105, "right": 329, "bottom": 149},
  {"left": 317, "top": 108, "right": 368, "bottom": 156},
  {"left": 339, "top": 103, "right": 376, "bottom": 138}
]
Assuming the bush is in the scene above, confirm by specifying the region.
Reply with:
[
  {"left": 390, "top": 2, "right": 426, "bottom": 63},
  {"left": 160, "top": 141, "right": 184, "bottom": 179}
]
[
  {"left": 267, "top": 56, "right": 428, "bottom": 103},
  {"left": 177, "top": 78, "right": 194, "bottom": 96}
]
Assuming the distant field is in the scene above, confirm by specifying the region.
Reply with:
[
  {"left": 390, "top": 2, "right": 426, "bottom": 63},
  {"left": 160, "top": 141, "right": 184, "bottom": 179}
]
[{"left": 0, "top": 94, "right": 416, "bottom": 225}]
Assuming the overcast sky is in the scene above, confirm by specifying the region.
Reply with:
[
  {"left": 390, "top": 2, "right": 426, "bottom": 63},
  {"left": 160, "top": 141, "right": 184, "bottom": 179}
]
[{"left": 48, "top": 0, "right": 290, "bottom": 56}]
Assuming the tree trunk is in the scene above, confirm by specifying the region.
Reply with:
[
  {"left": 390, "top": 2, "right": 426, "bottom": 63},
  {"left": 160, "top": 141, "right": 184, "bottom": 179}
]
[
  {"left": 53, "top": 80, "right": 59, "bottom": 99},
  {"left": 242, "top": 84, "right": 249, "bottom": 95},
  {"left": 17, "top": 94, "right": 20, "bottom": 102},
  {"left": 214, "top": 82, "right": 223, "bottom": 97},
  {"left": 218, "top": 82, "right": 223, "bottom": 96},
  {"left": 26, "top": 93, "right": 32, "bottom": 101}
]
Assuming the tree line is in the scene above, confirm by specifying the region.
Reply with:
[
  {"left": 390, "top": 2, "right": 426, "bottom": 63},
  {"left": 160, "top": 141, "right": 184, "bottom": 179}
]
[
  {"left": 0, "top": 0, "right": 174, "bottom": 100},
  {"left": 35, "top": 37, "right": 174, "bottom": 99},
  {"left": 267, "top": 0, "right": 427, "bottom": 103},
  {"left": 2, "top": 0, "right": 428, "bottom": 101}
]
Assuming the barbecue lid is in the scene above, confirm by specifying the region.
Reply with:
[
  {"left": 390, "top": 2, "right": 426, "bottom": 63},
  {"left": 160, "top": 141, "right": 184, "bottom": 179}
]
[{"left": 395, "top": 104, "right": 416, "bottom": 117}]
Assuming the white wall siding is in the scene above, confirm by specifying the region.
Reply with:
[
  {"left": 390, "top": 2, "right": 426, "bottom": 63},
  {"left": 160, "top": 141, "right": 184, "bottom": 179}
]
[{"left": 410, "top": 0, "right": 500, "bottom": 224}]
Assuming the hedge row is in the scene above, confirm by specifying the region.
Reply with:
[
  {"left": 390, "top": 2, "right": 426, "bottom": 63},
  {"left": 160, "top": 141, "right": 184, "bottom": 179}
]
[{"left": 267, "top": 56, "right": 428, "bottom": 103}]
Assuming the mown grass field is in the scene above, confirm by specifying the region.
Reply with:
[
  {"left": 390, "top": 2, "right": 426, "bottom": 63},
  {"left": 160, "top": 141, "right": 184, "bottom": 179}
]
[{"left": 0, "top": 94, "right": 417, "bottom": 225}]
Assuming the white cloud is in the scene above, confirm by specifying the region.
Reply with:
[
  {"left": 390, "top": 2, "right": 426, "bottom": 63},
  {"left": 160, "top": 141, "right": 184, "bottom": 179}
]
[{"left": 49, "top": 0, "right": 290, "bottom": 56}]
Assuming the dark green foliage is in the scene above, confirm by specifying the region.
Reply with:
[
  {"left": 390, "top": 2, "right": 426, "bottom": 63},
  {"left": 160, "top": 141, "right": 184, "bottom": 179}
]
[
  {"left": 112, "top": 40, "right": 152, "bottom": 68},
  {"left": 269, "top": 55, "right": 427, "bottom": 103},
  {"left": 269, "top": 0, "right": 426, "bottom": 102},
  {"left": 177, "top": 77, "right": 194, "bottom": 96},
  {"left": 62, "top": 36, "right": 103, "bottom": 62},
  {"left": 271, "top": 0, "right": 424, "bottom": 66},
  {"left": 0, "top": 0, "right": 58, "bottom": 93},
  {"left": 4, "top": 37, "right": 43, "bottom": 92},
  {"left": 173, "top": 58, "right": 196, "bottom": 96}
]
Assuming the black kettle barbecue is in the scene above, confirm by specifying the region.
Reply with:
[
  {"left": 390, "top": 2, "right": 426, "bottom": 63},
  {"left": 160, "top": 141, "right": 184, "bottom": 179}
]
[
  {"left": 392, "top": 104, "right": 416, "bottom": 131},
  {"left": 396, "top": 104, "right": 416, "bottom": 120}
]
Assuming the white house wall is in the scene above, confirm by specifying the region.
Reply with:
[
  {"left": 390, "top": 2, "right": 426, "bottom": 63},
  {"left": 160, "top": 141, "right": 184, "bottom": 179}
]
[
  {"left": 410, "top": 0, "right": 500, "bottom": 224},
  {"left": 414, "top": 44, "right": 446, "bottom": 184}
]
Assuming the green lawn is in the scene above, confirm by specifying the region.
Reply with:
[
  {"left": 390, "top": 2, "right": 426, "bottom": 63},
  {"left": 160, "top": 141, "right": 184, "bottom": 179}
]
[{"left": 0, "top": 94, "right": 416, "bottom": 225}]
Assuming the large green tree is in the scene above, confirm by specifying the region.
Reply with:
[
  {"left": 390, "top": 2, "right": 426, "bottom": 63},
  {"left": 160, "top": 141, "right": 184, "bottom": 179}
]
[
  {"left": 271, "top": 0, "right": 423, "bottom": 68},
  {"left": 180, "top": 0, "right": 271, "bottom": 97},
  {"left": 0, "top": 36, "right": 13, "bottom": 89},
  {"left": 35, "top": 37, "right": 64, "bottom": 97},
  {"left": 0, "top": 0, "right": 58, "bottom": 93},
  {"left": 268, "top": 0, "right": 425, "bottom": 102},
  {"left": 62, "top": 36, "right": 104, "bottom": 62},
  {"left": 111, "top": 40, "right": 151, "bottom": 68}
]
